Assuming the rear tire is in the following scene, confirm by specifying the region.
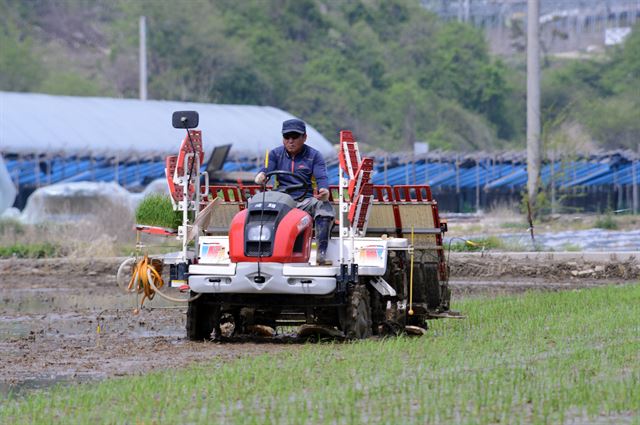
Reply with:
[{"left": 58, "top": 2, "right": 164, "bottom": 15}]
[
  {"left": 186, "top": 294, "right": 218, "bottom": 341},
  {"left": 340, "top": 284, "right": 372, "bottom": 340},
  {"left": 421, "top": 261, "right": 441, "bottom": 310},
  {"left": 369, "top": 284, "right": 385, "bottom": 335}
]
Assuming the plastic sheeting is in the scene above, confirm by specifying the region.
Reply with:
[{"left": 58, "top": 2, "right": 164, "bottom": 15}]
[
  {"left": 0, "top": 155, "right": 17, "bottom": 214},
  {"left": 129, "top": 178, "right": 171, "bottom": 207},
  {"left": 21, "top": 181, "right": 134, "bottom": 225},
  {"left": 0, "top": 91, "right": 334, "bottom": 156}
]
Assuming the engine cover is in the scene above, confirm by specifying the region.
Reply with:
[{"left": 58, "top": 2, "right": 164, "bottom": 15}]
[{"left": 228, "top": 199, "right": 313, "bottom": 263}]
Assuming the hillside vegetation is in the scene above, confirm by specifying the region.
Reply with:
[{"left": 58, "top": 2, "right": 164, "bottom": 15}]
[
  {"left": 542, "top": 27, "right": 640, "bottom": 152},
  {"left": 1, "top": 0, "right": 638, "bottom": 152}
]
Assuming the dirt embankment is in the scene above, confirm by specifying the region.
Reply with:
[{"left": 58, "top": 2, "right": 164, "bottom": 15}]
[
  {"left": 3, "top": 252, "right": 639, "bottom": 285},
  {"left": 449, "top": 252, "right": 640, "bottom": 280},
  {"left": 1, "top": 257, "right": 122, "bottom": 288}
]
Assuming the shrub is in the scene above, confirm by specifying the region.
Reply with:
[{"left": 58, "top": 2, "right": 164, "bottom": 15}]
[
  {"left": 449, "top": 236, "right": 505, "bottom": 252},
  {"left": 594, "top": 214, "right": 618, "bottom": 230},
  {"left": 0, "top": 242, "right": 60, "bottom": 258}
]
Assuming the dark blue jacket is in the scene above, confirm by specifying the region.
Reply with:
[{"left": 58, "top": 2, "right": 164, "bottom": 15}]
[{"left": 260, "top": 144, "right": 329, "bottom": 199}]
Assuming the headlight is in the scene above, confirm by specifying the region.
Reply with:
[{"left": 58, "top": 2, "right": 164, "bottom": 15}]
[{"left": 247, "top": 225, "right": 271, "bottom": 241}]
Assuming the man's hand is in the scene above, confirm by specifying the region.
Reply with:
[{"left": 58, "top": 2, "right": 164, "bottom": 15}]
[
  {"left": 316, "top": 188, "right": 330, "bottom": 201},
  {"left": 254, "top": 172, "right": 267, "bottom": 185}
]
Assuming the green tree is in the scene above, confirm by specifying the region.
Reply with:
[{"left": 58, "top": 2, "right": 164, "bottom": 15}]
[
  {"left": 1, "top": 0, "right": 518, "bottom": 152},
  {"left": 0, "top": 22, "right": 45, "bottom": 91},
  {"left": 542, "top": 24, "right": 640, "bottom": 150},
  {"left": 602, "top": 23, "right": 640, "bottom": 95}
]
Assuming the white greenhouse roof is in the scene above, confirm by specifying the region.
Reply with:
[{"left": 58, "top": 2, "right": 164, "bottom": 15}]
[{"left": 0, "top": 91, "right": 334, "bottom": 157}]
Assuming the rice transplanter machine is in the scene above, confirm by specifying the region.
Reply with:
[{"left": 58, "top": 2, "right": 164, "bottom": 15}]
[{"left": 135, "top": 110, "right": 454, "bottom": 340}]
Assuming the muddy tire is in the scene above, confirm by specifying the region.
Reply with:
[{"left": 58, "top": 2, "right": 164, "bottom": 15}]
[
  {"left": 375, "top": 251, "right": 408, "bottom": 334},
  {"left": 421, "top": 262, "right": 441, "bottom": 310},
  {"left": 186, "top": 295, "right": 217, "bottom": 341},
  {"left": 340, "top": 284, "right": 372, "bottom": 340},
  {"left": 116, "top": 257, "right": 136, "bottom": 291},
  {"left": 440, "top": 284, "right": 451, "bottom": 310},
  {"left": 369, "top": 284, "right": 385, "bottom": 335}
]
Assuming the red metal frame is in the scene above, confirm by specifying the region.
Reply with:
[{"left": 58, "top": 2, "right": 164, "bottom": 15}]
[
  {"left": 348, "top": 183, "right": 373, "bottom": 227},
  {"left": 165, "top": 155, "right": 180, "bottom": 202},
  {"left": 176, "top": 130, "right": 204, "bottom": 177},
  {"left": 393, "top": 185, "right": 433, "bottom": 202},
  {"left": 207, "top": 185, "right": 242, "bottom": 202},
  {"left": 135, "top": 224, "right": 178, "bottom": 236},
  {"left": 372, "top": 185, "right": 394, "bottom": 202},
  {"left": 338, "top": 130, "right": 358, "bottom": 178}
]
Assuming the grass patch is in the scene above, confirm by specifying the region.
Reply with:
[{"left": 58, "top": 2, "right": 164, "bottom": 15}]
[
  {"left": 558, "top": 242, "right": 582, "bottom": 252},
  {"left": 594, "top": 214, "right": 619, "bottom": 230},
  {"left": 0, "top": 242, "right": 61, "bottom": 258},
  {"left": 135, "top": 194, "right": 181, "bottom": 229},
  {"left": 2, "top": 284, "right": 639, "bottom": 424},
  {"left": 449, "top": 236, "right": 505, "bottom": 251},
  {"left": 499, "top": 221, "right": 528, "bottom": 229},
  {"left": 0, "top": 218, "right": 25, "bottom": 235}
]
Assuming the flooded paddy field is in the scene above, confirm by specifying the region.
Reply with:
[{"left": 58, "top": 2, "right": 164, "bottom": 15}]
[
  {"left": 0, "top": 258, "right": 293, "bottom": 396},
  {"left": 1, "top": 254, "right": 638, "bottom": 396}
]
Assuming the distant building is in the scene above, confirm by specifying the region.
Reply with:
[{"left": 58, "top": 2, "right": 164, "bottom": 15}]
[{"left": 421, "top": 0, "right": 640, "bottom": 54}]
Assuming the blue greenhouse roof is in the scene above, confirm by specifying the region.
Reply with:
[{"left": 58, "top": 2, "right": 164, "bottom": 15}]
[{"left": 5, "top": 156, "right": 638, "bottom": 192}]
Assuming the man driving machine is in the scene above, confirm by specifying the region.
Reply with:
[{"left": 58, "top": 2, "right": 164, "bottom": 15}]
[{"left": 254, "top": 119, "right": 335, "bottom": 265}]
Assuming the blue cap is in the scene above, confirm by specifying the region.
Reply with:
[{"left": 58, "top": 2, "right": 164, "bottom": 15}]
[{"left": 282, "top": 119, "right": 306, "bottom": 135}]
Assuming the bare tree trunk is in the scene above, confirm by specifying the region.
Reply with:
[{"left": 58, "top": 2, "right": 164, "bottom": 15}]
[{"left": 527, "top": 0, "right": 541, "bottom": 208}]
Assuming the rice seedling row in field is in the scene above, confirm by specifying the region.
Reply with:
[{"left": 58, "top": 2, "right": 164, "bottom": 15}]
[{"left": 2, "top": 284, "right": 638, "bottom": 424}]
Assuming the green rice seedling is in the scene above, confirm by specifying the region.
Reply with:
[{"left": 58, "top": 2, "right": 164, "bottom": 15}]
[
  {"left": 135, "top": 194, "right": 181, "bottom": 229},
  {"left": 2, "top": 284, "right": 639, "bottom": 424}
]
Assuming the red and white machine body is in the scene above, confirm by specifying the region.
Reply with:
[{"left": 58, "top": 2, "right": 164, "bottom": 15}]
[
  {"left": 158, "top": 117, "right": 452, "bottom": 340},
  {"left": 163, "top": 127, "right": 446, "bottom": 311},
  {"left": 187, "top": 181, "right": 406, "bottom": 295}
]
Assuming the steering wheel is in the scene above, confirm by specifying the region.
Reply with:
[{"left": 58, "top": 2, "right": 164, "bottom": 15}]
[{"left": 264, "top": 170, "right": 310, "bottom": 202}]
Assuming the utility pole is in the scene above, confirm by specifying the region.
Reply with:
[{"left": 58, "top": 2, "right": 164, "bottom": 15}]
[
  {"left": 633, "top": 148, "right": 638, "bottom": 214},
  {"left": 526, "top": 0, "right": 541, "bottom": 208},
  {"left": 139, "top": 16, "right": 148, "bottom": 101},
  {"left": 464, "top": 0, "right": 470, "bottom": 23},
  {"left": 458, "top": 0, "right": 470, "bottom": 23}
]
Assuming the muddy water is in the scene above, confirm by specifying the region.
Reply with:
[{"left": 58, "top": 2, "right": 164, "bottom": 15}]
[
  {"left": 0, "top": 260, "right": 293, "bottom": 397},
  {"left": 0, "top": 257, "right": 634, "bottom": 397}
]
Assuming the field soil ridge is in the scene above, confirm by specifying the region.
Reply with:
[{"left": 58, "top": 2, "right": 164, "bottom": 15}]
[
  {"left": 449, "top": 251, "right": 640, "bottom": 280},
  {"left": 2, "top": 252, "right": 639, "bottom": 283}
]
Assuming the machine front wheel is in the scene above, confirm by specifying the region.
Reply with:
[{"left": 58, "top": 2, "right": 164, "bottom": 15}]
[{"left": 340, "top": 284, "right": 373, "bottom": 340}]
